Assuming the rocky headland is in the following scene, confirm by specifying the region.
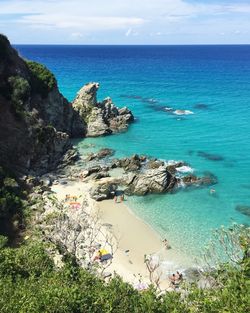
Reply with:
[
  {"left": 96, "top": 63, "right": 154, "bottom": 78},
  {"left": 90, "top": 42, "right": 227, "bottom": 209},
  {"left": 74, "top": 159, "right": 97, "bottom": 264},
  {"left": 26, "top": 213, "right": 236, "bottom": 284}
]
[{"left": 0, "top": 34, "right": 133, "bottom": 177}]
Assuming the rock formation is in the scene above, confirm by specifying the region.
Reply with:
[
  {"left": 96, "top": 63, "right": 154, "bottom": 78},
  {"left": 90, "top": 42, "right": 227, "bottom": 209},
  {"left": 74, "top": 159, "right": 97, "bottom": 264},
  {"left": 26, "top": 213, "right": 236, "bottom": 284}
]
[
  {"left": 125, "top": 166, "right": 177, "bottom": 195},
  {"left": 0, "top": 34, "right": 84, "bottom": 175},
  {"left": 86, "top": 148, "right": 115, "bottom": 161},
  {"left": 72, "top": 83, "right": 134, "bottom": 137},
  {"left": 0, "top": 35, "right": 133, "bottom": 176},
  {"left": 83, "top": 154, "right": 218, "bottom": 199}
]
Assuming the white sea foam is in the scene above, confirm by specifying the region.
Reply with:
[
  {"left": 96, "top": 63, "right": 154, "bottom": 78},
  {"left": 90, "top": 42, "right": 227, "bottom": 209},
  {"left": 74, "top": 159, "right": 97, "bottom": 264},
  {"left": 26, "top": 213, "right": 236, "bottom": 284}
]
[
  {"left": 166, "top": 160, "right": 180, "bottom": 166},
  {"left": 173, "top": 109, "right": 194, "bottom": 115},
  {"left": 176, "top": 165, "right": 194, "bottom": 173},
  {"left": 164, "top": 107, "right": 173, "bottom": 111},
  {"left": 178, "top": 180, "right": 186, "bottom": 188}
]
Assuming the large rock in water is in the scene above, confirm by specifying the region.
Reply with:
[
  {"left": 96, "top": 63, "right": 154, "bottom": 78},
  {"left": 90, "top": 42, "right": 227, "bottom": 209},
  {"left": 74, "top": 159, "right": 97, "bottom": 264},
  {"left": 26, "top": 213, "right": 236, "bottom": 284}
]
[
  {"left": 72, "top": 83, "right": 134, "bottom": 137},
  {"left": 125, "top": 166, "right": 177, "bottom": 195}
]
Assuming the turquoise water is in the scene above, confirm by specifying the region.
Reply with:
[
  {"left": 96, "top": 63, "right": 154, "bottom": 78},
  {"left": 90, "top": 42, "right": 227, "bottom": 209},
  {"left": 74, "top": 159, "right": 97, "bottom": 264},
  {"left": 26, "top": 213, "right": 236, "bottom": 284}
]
[{"left": 16, "top": 45, "right": 250, "bottom": 263}]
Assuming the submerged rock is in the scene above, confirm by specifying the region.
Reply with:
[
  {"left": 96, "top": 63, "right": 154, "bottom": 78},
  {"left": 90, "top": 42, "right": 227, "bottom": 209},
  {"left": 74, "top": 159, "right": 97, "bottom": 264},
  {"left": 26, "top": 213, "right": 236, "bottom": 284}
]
[
  {"left": 197, "top": 151, "right": 224, "bottom": 161},
  {"left": 194, "top": 103, "right": 209, "bottom": 110},
  {"left": 86, "top": 148, "right": 115, "bottom": 161},
  {"left": 235, "top": 205, "right": 250, "bottom": 217},
  {"left": 182, "top": 172, "right": 217, "bottom": 186}
]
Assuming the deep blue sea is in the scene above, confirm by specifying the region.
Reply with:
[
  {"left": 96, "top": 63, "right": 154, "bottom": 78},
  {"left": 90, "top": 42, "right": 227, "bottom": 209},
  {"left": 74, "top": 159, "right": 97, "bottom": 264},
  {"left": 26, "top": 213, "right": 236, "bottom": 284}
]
[{"left": 16, "top": 45, "right": 250, "bottom": 265}]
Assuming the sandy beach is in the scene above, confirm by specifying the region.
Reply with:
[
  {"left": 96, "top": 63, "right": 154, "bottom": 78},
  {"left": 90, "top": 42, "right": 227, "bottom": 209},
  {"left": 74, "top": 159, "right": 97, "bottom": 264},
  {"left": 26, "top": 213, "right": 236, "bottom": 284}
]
[
  {"left": 98, "top": 199, "right": 165, "bottom": 282},
  {"left": 51, "top": 179, "right": 184, "bottom": 288}
]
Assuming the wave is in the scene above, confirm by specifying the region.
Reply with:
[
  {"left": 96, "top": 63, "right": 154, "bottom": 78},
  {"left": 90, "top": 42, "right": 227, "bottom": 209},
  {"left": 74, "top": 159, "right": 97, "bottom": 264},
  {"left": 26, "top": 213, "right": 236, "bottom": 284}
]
[
  {"left": 164, "top": 107, "right": 173, "bottom": 111},
  {"left": 173, "top": 109, "right": 194, "bottom": 115},
  {"left": 176, "top": 165, "right": 194, "bottom": 173}
]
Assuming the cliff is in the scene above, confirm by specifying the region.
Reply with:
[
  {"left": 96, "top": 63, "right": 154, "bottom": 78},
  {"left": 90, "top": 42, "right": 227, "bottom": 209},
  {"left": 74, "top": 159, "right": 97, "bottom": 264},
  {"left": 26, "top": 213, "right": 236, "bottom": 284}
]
[
  {"left": 0, "top": 34, "right": 133, "bottom": 175},
  {"left": 0, "top": 34, "right": 85, "bottom": 175}
]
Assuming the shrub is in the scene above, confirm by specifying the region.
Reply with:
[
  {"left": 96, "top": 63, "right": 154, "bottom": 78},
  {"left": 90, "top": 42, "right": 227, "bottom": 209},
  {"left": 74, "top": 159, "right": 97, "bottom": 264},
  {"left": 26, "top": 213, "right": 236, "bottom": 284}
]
[
  {"left": 26, "top": 60, "right": 56, "bottom": 98},
  {"left": 8, "top": 76, "right": 30, "bottom": 115}
]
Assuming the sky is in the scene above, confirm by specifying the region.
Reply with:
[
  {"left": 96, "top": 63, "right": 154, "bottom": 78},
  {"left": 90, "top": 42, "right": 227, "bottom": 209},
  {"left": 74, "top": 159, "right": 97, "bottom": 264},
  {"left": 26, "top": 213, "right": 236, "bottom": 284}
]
[{"left": 0, "top": 0, "right": 250, "bottom": 44}]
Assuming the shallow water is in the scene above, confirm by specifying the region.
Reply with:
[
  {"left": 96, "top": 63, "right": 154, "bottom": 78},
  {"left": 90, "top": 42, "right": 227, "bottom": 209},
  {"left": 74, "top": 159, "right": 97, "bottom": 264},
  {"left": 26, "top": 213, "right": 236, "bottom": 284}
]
[{"left": 16, "top": 45, "right": 250, "bottom": 265}]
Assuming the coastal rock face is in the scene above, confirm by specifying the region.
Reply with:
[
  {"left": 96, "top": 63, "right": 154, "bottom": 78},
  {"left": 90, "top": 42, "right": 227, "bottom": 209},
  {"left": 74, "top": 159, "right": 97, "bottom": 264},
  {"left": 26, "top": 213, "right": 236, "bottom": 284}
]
[
  {"left": 0, "top": 34, "right": 83, "bottom": 175},
  {"left": 0, "top": 35, "right": 134, "bottom": 176},
  {"left": 72, "top": 83, "right": 134, "bottom": 137},
  {"left": 125, "top": 166, "right": 177, "bottom": 195}
]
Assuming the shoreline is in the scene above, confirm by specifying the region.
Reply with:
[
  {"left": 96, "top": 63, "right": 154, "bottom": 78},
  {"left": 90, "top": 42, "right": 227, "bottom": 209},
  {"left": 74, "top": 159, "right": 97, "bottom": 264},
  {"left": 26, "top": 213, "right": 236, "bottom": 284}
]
[{"left": 51, "top": 177, "right": 192, "bottom": 287}]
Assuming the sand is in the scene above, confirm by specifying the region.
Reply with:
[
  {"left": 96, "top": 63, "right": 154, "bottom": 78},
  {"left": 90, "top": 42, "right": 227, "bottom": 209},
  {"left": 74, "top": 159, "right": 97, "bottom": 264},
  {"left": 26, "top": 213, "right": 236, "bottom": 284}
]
[
  {"left": 51, "top": 179, "right": 177, "bottom": 288},
  {"left": 98, "top": 199, "right": 166, "bottom": 283}
]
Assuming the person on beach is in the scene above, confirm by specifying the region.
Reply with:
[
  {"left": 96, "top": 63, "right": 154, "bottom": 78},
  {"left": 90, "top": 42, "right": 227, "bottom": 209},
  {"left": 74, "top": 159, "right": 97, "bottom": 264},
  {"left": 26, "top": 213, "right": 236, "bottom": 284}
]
[
  {"left": 120, "top": 193, "right": 124, "bottom": 202},
  {"left": 93, "top": 250, "right": 102, "bottom": 261},
  {"left": 162, "top": 238, "right": 171, "bottom": 249},
  {"left": 170, "top": 271, "right": 183, "bottom": 289},
  {"left": 170, "top": 274, "right": 176, "bottom": 288}
]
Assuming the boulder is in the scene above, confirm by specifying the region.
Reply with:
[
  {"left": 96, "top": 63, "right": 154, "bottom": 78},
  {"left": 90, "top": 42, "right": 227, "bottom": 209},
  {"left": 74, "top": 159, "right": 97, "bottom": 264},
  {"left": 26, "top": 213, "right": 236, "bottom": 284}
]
[
  {"left": 166, "top": 162, "right": 185, "bottom": 174},
  {"left": 146, "top": 159, "right": 165, "bottom": 170},
  {"left": 125, "top": 166, "right": 176, "bottom": 195},
  {"left": 90, "top": 182, "right": 117, "bottom": 201},
  {"left": 119, "top": 154, "right": 143, "bottom": 172}
]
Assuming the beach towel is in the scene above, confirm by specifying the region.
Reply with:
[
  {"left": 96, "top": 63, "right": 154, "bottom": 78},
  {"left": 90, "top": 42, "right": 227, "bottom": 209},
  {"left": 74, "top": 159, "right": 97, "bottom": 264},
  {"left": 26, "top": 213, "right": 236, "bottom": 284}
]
[{"left": 100, "top": 253, "right": 113, "bottom": 262}]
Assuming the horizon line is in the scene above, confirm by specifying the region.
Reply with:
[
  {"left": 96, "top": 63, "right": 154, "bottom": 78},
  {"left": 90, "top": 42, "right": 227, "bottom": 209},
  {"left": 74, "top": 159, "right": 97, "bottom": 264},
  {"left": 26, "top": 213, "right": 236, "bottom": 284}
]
[{"left": 13, "top": 43, "right": 250, "bottom": 46}]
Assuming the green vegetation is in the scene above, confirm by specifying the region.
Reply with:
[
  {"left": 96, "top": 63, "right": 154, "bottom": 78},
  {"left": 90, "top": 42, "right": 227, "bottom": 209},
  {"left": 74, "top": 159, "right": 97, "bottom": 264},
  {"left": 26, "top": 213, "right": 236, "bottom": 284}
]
[
  {"left": 0, "top": 227, "right": 249, "bottom": 313},
  {"left": 8, "top": 76, "right": 30, "bottom": 115},
  {"left": 26, "top": 60, "right": 56, "bottom": 98},
  {"left": 0, "top": 167, "right": 27, "bottom": 243}
]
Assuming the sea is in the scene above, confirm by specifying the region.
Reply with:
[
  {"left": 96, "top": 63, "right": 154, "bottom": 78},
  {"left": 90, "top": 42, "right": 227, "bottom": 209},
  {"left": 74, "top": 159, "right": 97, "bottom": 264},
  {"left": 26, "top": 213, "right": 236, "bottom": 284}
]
[{"left": 15, "top": 45, "right": 250, "bottom": 266}]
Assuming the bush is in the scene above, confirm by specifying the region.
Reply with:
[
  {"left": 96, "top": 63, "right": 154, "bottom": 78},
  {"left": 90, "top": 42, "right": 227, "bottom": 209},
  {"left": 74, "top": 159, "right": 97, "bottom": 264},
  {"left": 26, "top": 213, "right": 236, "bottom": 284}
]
[
  {"left": 8, "top": 76, "right": 30, "bottom": 115},
  {"left": 0, "top": 234, "right": 249, "bottom": 313},
  {"left": 26, "top": 60, "right": 56, "bottom": 98},
  {"left": 0, "top": 167, "right": 27, "bottom": 243}
]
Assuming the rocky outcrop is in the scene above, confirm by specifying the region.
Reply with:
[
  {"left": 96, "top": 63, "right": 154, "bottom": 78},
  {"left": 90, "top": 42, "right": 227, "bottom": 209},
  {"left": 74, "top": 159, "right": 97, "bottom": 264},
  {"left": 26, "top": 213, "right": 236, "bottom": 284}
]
[
  {"left": 125, "top": 166, "right": 177, "bottom": 195},
  {"left": 111, "top": 154, "right": 146, "bottom": 171},
  {"left": 86, "top": 148, "right": 115, "bottom": 161},
  {"left": 182, "top": 173, "right": 217, "bottom": 186},
  {"left": 166, "top": 162, "right": 186, "bottom": 174},
  {"left": 82, "top": 153, "right": 218, "bottom": 199},
  {"left": 0, "top": 35, "right": 133, "bottom": 176},
  {"left": 72, "top": 83, "right": 134, "bottom": 137}
]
